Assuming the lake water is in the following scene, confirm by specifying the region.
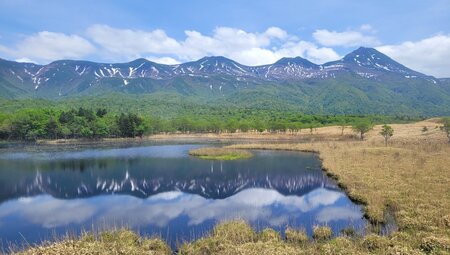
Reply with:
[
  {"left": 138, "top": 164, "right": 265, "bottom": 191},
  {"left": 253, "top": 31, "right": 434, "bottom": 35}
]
[{"left": 0, "top": 144, "right": 366, "bottom": 249}]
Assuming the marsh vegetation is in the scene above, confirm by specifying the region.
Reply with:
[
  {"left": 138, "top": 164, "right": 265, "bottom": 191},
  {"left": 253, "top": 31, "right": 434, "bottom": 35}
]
[{"left": 188, "top": 147, "right": 253, "bottom": 160}]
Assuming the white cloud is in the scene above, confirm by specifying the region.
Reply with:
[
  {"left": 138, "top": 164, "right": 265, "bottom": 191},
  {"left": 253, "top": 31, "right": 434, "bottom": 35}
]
[
  {"left": 0, "top": 196, "right": 96, "bottom": 228},
  {"left": 1, "top": 31, "right": 95, "bottom": 63},
  {"left": 0, "top": 188, "right": 358, "bottom": 230},
  {"left": 15, "top": 57, "right": 35, "bottom": 63},
  {"left": 85, "top": 25, "right": 340, "bottom": 65},
  {"left": 316, "top": 206, "right": 362, "bottom": 223},
  {"left": 275, "top": 41, "right": 340, "bottom": 64},
  {"left": 313, "top": 29, "right": 380, "bottom": 47},
  {"left": 86, "top": 24, "right": 181, "bottom": 59},
  {"left": 146, "top": 56, "right": 181, "bottom": 65},
  {"left": 377, "top": 34, "right": 450, "bottom": 77},
  {"left": 0, "top": 25, "right": 341, "bottom": 65},
  {"left": 360, "top": 24, "right": 374, "bottom": 32}
]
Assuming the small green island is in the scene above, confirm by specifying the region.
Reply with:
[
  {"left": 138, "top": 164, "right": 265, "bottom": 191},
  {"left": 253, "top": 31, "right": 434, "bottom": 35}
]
[{"left": 189, "top": 147, "right": 253, "bottom": 160}]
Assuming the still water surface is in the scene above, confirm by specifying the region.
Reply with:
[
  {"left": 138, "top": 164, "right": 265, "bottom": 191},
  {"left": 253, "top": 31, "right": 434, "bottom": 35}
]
[{"left": 0, "top": 144, "right": 366, "bottom": 248}]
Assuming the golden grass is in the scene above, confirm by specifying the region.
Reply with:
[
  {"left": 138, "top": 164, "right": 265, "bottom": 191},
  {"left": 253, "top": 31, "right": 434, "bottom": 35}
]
[
  {"left": 179, "top": 221, "right": 426, "bottom": 254},
  {"left": 15, "top": 229, "right": 171, "bottom": 255},
  {"left": 224, "top": 119, "right": 450, "bottom": 253},
  {"left": 189, "top": 147, "right": 253, "bottom": 160}
]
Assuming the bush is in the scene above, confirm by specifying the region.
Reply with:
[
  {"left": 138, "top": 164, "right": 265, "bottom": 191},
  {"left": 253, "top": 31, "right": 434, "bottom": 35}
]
[
  {"left": 420, "top": 236, "right": 450, "bottom": 253},
  {"left": 340, "top": 227, "right": 357, "bottom": 237},
  {"left": 212, "top": 221, "right": 256, "bottom": 244},
  {"left": 312, "top": 226, "right": 332, "bottom": 241},
  {"left": 142, "top": 239, "right": 171, "bottom": 254},
  {"left": 258, "top": 228, "right": 281, "bottom": 242},
  {"left": 362, "top": 234, "right": 389, "bottom": 251},
  {"left": 285, "top": 228, "right": 308, "bottom": 244}
]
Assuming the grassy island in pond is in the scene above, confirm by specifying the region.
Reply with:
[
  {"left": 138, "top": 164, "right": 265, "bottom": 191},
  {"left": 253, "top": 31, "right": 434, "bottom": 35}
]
[{"left": 189, "top": 147, "right": 253, "bottom": 160}]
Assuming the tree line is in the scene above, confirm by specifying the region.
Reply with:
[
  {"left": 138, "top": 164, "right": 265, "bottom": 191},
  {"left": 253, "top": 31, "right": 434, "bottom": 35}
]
[{"left": 0, "top": 107, "right": 429, "bottom": 141}]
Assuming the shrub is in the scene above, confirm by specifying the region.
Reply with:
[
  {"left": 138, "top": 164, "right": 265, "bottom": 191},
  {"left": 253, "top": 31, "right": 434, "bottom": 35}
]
[
  {"left": 212, "top": 221, "right": 256, "bottom": 244},
  {"left": 142, "top": 239, "right": 171, "bottom": 254},
  {"left": 285, "top": 228, "right": 308, "bottom": 244},
  {"left": 420, "top": 236, "right": 450, "bottom": 253},
  {"left": 443, "top": 214, "right": 450, "bottom": 228},
  {"left": 312, "top": 226, "right": 332, "bottom": 241},
  {"left": 340, "top": 227, "right": 357, "bottom": 237},
  {"left": 258, "top": 228, "right": 281, "bottom": 242},
  {"left": 362, "top": 234, "right": 389, "bottom": 251}
]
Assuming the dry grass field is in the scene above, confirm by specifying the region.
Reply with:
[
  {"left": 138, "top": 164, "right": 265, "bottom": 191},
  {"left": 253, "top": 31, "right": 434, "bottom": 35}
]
[
  {"left": 224, "top": 119, "right": 450, "bottom": 254},
  {"left": 17, "top": 119, "right": 450, "bottom": 254}
]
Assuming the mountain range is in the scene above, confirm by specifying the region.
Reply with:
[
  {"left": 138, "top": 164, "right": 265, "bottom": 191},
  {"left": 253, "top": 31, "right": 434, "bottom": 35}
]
[{"left": 1, "top": 47, "right": 450, "bottom": 115}]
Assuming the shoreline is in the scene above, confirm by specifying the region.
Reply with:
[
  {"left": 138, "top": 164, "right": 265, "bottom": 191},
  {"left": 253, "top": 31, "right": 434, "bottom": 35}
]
[{"left": 3, "top": 124, "right": 359, "bottom": 148}]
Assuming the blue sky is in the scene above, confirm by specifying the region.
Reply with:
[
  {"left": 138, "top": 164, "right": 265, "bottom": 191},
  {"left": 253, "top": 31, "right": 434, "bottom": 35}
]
[{"left": 1, "top": 0, "right": 450, "bottom": 77}]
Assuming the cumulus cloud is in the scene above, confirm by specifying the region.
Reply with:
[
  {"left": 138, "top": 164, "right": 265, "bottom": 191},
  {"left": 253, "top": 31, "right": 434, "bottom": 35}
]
[
  {"left": 14, "top": 57, "right": 35, "bottom": 63},
  {"left": 313, "top": 29, "right": 380, "bottom": 47},
  {"left": 0, "top": 25, "right": 341, "bottom": 65},
  {"left": 377, "top": 34, "right": 450, "bottom": 77},
  {"left": 146, "top": 56, "right": 181, "bottom": 65},
  {"left": 316, "top": 206, "right": 362, "bottom": 223},
  {"left": 0, "top": 31, "right": 95, "bottom": 63},
  {"left": 85, "top": 25, "right": 340, "bottom": 65},
  {"left": 0, "top": 188, "right": 355, "bottom": 230},
  {"left": 275, "top": 41, "right": 340, "bottom": 64},
  {"left": 86, "top": 24, "right": 181, "bottom": 59}
]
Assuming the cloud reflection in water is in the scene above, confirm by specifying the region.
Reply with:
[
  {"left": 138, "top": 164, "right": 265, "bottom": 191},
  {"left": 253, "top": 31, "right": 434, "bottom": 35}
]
[{"left": 0, "top": 187, "right": 361, "bottom": 229}]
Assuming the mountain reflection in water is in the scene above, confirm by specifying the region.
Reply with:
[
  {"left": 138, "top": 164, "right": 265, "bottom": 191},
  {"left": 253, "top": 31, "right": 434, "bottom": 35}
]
[{"left": 0, "top": 144, "right": 366, "bottom": 248}]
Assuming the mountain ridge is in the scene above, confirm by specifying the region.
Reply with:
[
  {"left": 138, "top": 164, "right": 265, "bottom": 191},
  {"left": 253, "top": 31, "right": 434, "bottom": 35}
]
[{"left": 1, "top": 47, "right": 450, "bottom": 116}]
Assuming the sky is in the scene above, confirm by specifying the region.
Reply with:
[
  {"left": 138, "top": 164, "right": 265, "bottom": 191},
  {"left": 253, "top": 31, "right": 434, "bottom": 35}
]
[{"left": 0, "top": 0, "right": 449, "bottom": 77}]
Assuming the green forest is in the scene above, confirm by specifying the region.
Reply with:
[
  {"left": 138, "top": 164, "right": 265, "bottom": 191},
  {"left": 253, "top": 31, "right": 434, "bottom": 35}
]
[{"left": 0, "top": 104, "right": 420, "bottom": 141}]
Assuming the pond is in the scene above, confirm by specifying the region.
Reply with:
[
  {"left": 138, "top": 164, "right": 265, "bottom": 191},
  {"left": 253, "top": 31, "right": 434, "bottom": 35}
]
[{"left": 0, "top": 144, "right": 366, "bottom": 249}]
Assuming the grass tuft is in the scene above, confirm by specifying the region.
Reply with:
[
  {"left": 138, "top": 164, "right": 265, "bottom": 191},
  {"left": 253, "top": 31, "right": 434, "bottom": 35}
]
[
  {"left": 362, "top": 234, "right": 390, "bottom": 251},
  {"left": 189, "top": 147, "right": 253, "bottom": 160},
  {"left": 285, "top": 228, "right": 309, "bottom": 244},
  {"left": 313, "top": 226, "right": 333, "bottom": 241},
  {"left": 258, "top": 228, "right": 281, "bottom": 242},
  {"left": 15, "top": 229, "right": 171, "bottom": 255}
]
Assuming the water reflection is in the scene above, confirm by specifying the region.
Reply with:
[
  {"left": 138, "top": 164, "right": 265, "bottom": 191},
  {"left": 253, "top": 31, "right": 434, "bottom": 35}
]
[{"left": 0, "top": 144, "right": 366, "bottom": 248}]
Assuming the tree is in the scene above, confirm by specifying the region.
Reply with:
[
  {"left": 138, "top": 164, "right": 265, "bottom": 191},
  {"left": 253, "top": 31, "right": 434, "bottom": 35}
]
[
  {"left": 440, "top": 118, "right": 450, "bottom": 143},
  {"left": 45, "top": 117, "right": 60, "bottom": 139},
  {"left": 238, "top": 120, "right": 251, "bottom": 133},
  {"left": 251, "top": 119, "right": 265, "bottom": 133},
  {"left": 380, "top": 124, "right": 394, "bottom": 146},
  {"left": 338, "top": 122, "right": 346, "bottom": 136},
  {"left": 352, "top": 121, "right": 374, "bottom": 140},
  {"left": 225, "top": 119, "right": 238, "bottom": 133},
  {"left": 308, "top": 124, "right": 314, "bottom": 135},
  {"left": 96, "top": 108, "right": 108, "bottom": 118},
  {"left": 92, "top": 118, "right": 109, "bottom": 138},
  {"left": 117, "top": 113, "right": 146, "bottom": 137}
]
